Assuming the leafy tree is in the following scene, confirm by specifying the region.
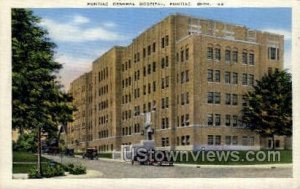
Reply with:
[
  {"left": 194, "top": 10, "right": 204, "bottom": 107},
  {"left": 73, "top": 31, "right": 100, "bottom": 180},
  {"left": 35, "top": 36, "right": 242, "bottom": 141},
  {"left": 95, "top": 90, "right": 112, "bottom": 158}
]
[
  {"left": 15, "top": 132, "right": 37, "bottom": 152},
  {"left": 242, "top": 70, "right": 292, "bottom": 149},
  {"left": 12, "top": 9, "right": 75, "bottom": 177}
]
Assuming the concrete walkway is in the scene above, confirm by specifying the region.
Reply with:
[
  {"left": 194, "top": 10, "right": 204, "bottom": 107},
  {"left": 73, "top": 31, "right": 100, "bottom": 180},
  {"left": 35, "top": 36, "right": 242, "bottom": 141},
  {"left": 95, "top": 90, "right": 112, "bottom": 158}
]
[{"left": 13, "top": 170, "right": 103, "bottom": 179}]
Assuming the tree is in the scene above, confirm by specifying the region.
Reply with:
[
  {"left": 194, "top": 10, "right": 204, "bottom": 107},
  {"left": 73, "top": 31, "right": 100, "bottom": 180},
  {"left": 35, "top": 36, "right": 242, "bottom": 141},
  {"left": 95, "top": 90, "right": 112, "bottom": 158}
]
[
  {"left": 12, "top": 9, "right": 75, "bottom": 177},
  {"left": 15, "top": 132, "right": 37, "bottom": 152},
  {"left": 242, "top": 70, "right": 292, "bottom": 149}
]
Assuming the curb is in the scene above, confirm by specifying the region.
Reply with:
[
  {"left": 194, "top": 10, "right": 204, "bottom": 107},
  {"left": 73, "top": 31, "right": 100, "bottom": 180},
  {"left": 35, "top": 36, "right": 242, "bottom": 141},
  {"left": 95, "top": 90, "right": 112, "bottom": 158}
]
[{"left": 174, "top": 163, "right": 293, "bottom": 169}]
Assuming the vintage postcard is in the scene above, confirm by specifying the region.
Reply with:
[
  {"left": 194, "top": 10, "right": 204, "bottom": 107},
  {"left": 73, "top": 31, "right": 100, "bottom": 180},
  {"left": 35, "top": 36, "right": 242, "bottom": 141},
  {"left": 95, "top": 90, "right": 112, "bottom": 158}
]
[{"left": 0, "top": 0, "right": 299, "bottom": 188}]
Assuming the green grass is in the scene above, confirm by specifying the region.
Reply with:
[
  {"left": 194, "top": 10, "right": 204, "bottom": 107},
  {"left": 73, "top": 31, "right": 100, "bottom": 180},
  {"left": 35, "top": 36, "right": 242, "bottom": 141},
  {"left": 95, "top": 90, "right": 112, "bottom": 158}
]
[
  {"left": 13, "top": 151, "right": 50, "bottom": 162},
  {"left": 13, "top": 151, "right": 52, "bottom": 173},
  {"left": 173, "top": 150, "right": 292, "bottom": 165},
  {"left": 13, "top": 163, "right": 50, "bottom": 173}
]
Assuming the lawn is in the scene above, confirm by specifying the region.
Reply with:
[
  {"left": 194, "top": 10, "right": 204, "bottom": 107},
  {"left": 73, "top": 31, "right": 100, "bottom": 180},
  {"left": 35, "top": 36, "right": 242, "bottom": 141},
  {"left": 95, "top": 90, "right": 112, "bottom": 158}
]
[
  {"left": 173, "top": 150, "right": 292, "bottom": 165},
  {"left": 13, "top": 151, "right": 50, "bottom": 162},
  {"left": 13, "top": 151, "right": 51, "bottom": 173}
]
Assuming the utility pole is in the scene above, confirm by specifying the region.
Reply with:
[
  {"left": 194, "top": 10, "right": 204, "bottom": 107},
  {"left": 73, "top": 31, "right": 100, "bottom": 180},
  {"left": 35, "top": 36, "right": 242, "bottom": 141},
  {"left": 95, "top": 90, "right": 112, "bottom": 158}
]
[{"left": 37, "top": 125, "right": 42, "bottom": 178}]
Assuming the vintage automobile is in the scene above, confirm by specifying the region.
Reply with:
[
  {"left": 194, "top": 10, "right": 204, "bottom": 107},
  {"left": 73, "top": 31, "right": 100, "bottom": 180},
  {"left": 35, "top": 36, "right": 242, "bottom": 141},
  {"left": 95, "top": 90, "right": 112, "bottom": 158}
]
[
  {"left": 152, "top": 150, "right": 174, "bottom": 166},
  {"left": 65, "top": 148, "right": 75, "bottom": 157},
  {"left": 131, "top": 149, "right": 173, "bottom": 166},
  {"left": 82, "top": 148, "right": 98, "bottom": 160}
]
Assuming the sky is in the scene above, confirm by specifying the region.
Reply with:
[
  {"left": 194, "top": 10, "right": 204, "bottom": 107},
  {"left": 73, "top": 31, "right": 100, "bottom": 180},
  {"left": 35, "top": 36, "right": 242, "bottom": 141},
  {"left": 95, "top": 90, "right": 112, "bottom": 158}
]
[{"left": 32, "top": 8, "right": 292, "bottom": 90}]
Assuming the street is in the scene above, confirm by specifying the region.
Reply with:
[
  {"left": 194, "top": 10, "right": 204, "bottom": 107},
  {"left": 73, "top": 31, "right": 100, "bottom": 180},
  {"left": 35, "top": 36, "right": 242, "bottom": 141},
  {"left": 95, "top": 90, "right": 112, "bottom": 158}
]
[{"left": 43, "top": 155, "right": 292, "bottom": 178}]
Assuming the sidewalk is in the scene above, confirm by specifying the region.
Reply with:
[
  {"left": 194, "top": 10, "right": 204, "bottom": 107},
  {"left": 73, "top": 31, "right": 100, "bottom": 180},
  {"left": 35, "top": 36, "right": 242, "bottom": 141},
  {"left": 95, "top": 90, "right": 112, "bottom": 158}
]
[
  {"left": 13, "top": 169, "right": 103, "bottom": 179},
  {"left": 173, "top": 163, "right": 292, "bottom": 169}
]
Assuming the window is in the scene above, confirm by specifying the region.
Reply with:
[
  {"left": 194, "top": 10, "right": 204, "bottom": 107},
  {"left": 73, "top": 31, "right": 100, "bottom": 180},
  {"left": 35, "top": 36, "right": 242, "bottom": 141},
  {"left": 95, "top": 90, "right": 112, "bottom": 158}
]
[
  {"left": 166, "top": 76, "right": 169, "bottom": 88},
  {"left": 152, "top": 42, "right": 156, "bottom": 52},
  {"left": 215, "top": 48, "right": 221, "bottom": 60},
  {"left": 215, "top": 114, "right": 221, "bottom": 126},
  {"left": 208, "top": 135, "right": 214, "bottom": 145},
  {"left": 165, "top": 35, "right": 169, "bottom": 46},
  {"left": 268, "top": 47, "right": 277, "bottom": 60},
  {"left": 249, "top": 137, "right": 254, "bottom": 146},
  {"left": 215, "top": 135, "right": 221, "bottom": 145},
  {"left": 181, "top": 115, "right": 185, "bottom": 127},
  {"left": 186, "top": 92, "right": 189, "bottom": 104},
  {"left": 225, "top": 72, "right": 231, "bottom": 84},
  {"left": 185, "top": 114, "right": 190, "bottom": 126},
  {"left": 207, "top": 47, "right": 213, "bottom": 59},
  {"left": 143, "top": 48, "right": 146, "bottom": 58},
  {"left": 152, "top": 62, "right": 156, "bottom": 72},
  {"left": 232, "top": 73, "right": 238, "bottom": 84},
  {"left": 185, "top": 70, "right": 189, "bottom": 82},
  {"left": 225, "top": 115, "right": 231, "bottom": 126},
  {"left": 214, "top": 92, "right": 220, "bottom": 104},
  {"left": 181, "top": 94, "right": 185, "bottom": 105},
  {"left": 185, "top": 48, "right": 189, "bottom": 60},
  {"left": 161, "top": 118, "right": 165, "bottom": 129},
  {"left": 242, "top": 52, "right": 248, "bottom": 64},
  {"left": 147, "top": 64, "right": 151, "bottom": 74},
  {"left": 215, "top": 70, "right": 220, "bottom": 82},
  {"left": 153, "top": 81, "right": 156, "bottom": 92},
  {"left": 207, "top": 92, "right": 214, "bottom": 103},
  {"left": 181, "top": 136, "right": 185, "bottom": 145},
  {"left": 147, "top": 45, "right": 151, "bottom": 55},
  {"left": 225, "top": 50, "right": 231, "bottom": 62},
  {"left": 143, "top": 66, "right": 146, "bottom": 76},
  {"left": 207, "top": 69, "right": 213, "bottom": 82},
  {"left": 242, "top": 136, "right": 248, "bottom": 146},
  {"left": 161, "top": 57, "right": 165, "bottom": 68},
  {"left": 166, "top": 137, "right": 169, "bottom": 146},
  {"left": 249, "top": 53, "right": 254, "bottom": 65},
  {"left": 186, "top": 135, "right": 190, "bottom": 145},
  {"left": 248, "top": 74, "right": 254, "bottom": 85},
  {"left": 207, "top": 114, "right": 213, "bottom": 126},
  {"left": 161, "top": 37, "right": 165, "bottom": 48},
  {"left": 242, "top": 73, "right": 248, "bottom": 85},
  {"left": 165, "top": 56, "right": 169, "bottom": 67},
  {"left": 181, "top": 50, "right": 184, "bottom": 62},
  {"left": 232, "top": 94, "right": 238, "bottom": 105},
  {"left": 161, "top": 78, "right": 165, "bottom": 89},
  {"left": 226, "top": 94, "right": 231, "bottom": 105},
  {"left": 233, "top": 50, "right": 238, "bottom": 62},
  {"left": 232, "top": 116, "right": 238, "bottom": 127},
  {"left": 165, "top": 97, "right": 169, "bottom": 108},
  {"left": 232, "top": 136, "right": 238, "bottom": 145},
  {"left": 148, "top": 83, "right": 151, "bottom": 94},
  {"left": 143, "top": 85, "right": 146, "bottom": 95},
  {"left": 225, "top": 136, "right": 231, "bottom": 145}
]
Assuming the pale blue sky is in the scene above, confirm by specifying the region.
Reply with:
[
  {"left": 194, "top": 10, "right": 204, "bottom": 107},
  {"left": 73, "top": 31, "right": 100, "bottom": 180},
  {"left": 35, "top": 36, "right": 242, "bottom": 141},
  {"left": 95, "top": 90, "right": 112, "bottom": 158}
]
[{"left": 32, "top": 8, "right": 291, "bottom": 89}]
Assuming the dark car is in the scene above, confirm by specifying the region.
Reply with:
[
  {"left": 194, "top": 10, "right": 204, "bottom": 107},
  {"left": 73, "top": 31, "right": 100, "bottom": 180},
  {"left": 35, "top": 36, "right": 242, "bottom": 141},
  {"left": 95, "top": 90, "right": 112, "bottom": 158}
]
[
  {"left": 152, "top": 150, "right": 174, "bottom": 166},
  {"left": 82, "top": 148, "right": 98, "bottom": 160},
  {"left": 65, "top": 148, "right": 74, "bottom": 157}
]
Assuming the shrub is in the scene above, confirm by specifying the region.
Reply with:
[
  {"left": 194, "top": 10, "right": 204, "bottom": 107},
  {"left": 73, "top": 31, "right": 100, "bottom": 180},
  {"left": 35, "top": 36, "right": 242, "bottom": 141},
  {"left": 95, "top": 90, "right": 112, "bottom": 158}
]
[
  {"left": 68, "top": 164, "right": 86, "bottom": 175},
  {"left": 63, "top": 163, "right": 75, "bottom": 172},
  {"left": 28, "top": 164, "right": 65, "bottom": 178}
]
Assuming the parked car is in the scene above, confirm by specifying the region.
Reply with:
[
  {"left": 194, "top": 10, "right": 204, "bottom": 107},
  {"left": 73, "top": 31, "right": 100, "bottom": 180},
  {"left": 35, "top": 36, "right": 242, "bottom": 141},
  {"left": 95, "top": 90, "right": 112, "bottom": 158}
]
[
  {"left": 65, "top": 148, "right": 74, "bottom": 157},
  {"left": 131, "top": 149, "right": 173, "bottom": 166},
  {"left": 152, "top": 151, "right": 174, "bottom": 166},
  {"left": 82, "top": 148, "right": 98, "bottom": 160}
]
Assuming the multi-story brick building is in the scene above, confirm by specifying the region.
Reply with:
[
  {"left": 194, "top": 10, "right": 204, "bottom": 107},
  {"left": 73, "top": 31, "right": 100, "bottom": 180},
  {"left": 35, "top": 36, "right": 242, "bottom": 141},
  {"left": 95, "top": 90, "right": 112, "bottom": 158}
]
[
  {"left": 66, "top": 13, "right": 286, "bottom": 152},
  {"left": 67, "top": 71, "right": 93, "bottom": 151}
]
